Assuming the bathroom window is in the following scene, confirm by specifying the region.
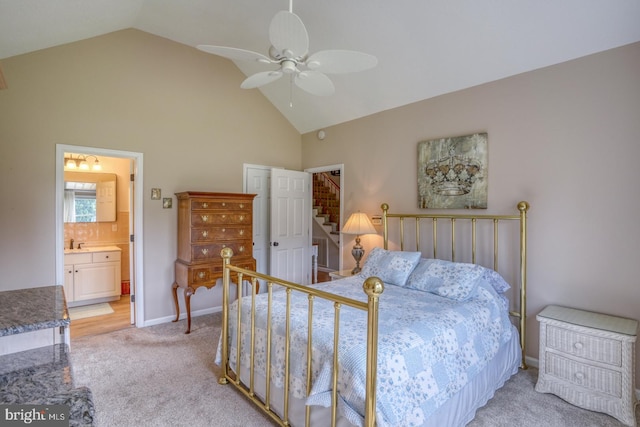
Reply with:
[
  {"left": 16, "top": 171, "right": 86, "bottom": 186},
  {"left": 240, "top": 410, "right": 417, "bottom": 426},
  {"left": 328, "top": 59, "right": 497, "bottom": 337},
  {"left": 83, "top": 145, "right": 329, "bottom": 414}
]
[{"left": 64, "top": 186, "right": 97, "bottom": 223}]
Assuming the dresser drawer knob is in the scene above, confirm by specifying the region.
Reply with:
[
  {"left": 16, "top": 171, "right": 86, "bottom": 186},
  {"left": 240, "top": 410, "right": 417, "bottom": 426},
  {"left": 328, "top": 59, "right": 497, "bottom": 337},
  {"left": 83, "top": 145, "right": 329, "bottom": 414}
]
[
  {"left": 221, "top": 228, "right": 226, "bottom": 233},
  {"left": 198, "top": 271, "right": 206, "bottom": 279},
  {"left": 239, "top": 203, "right": 244, "bottom": 208},
  {"left": 573, "top": 342, "right": 584, "bottom": 350},
  {"left": 238, "top": 245, "right": 245, "bottom": 253},
  {"left": 201, "top": 215, "right": 209, "bottom": 222},
  {"left": 221, "top": 214, "right": 226, "bottom": 219},
  {"left": 222, "top": 202, "right": 226, "bottom": 207},
  {"left": 574, "top": 372, "right": 585, "bottom": 381},
  {"left": 201, "top": 248, "right": 209, "bottom": 255},
  {"left": 201, "top": 231, "right": 209, "bottom": 238},
  {"left": 239, "top": 229, "right": 245, "bottom": 236},
  {"left": 239, "top": 215, "right": 245, "bottom": 221},
  {"left": 202, "top": 202, "right": 209, "bottom": 208}
]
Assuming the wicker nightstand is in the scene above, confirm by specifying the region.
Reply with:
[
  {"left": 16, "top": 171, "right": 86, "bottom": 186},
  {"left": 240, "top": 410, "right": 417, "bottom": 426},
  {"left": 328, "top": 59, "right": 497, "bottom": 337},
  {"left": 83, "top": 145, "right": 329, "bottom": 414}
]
[{"left": 536, "top": 305, "right": 638, "bottom": 426}]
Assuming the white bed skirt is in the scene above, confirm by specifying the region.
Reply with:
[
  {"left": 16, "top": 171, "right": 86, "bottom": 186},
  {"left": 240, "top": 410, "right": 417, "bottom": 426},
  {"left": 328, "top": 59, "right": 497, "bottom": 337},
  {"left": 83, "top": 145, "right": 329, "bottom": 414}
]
[{"left": 232, "top": 325, "right": 522, "bottom": 427}]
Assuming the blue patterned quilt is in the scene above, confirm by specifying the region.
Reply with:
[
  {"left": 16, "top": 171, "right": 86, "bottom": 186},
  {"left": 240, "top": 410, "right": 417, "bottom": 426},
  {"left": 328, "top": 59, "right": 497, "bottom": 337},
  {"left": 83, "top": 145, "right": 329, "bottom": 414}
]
[{"left": 217, "top": 274, "right": 513, "bottom": 427}]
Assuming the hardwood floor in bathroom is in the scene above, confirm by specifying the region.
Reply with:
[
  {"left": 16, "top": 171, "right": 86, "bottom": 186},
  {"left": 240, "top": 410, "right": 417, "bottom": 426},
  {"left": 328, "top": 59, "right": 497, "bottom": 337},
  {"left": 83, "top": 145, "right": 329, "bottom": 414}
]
[{"left": 70, "top": 296, "right": 133, "bottom": 339}]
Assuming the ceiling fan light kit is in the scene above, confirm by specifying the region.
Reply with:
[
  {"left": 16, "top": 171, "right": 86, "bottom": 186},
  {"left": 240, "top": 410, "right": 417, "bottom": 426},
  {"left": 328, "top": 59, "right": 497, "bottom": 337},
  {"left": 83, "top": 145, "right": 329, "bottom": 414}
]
[{"left": 197, "top": 2, "right": 377, "bottom": 98}]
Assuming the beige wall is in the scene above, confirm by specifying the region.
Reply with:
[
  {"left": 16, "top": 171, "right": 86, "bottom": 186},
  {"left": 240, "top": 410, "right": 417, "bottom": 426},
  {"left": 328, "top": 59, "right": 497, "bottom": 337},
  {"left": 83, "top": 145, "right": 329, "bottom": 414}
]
[
  {"left": 302, "top": 42, "right": 640, "bottom": 386},
  {"left": 0, "top": 29, "right": 301, "bottom": 320}
]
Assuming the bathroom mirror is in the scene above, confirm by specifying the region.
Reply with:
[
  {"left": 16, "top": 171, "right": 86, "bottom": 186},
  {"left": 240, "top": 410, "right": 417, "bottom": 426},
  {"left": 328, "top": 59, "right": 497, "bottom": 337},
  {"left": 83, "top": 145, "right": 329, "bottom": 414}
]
[{"left": 64, "top": 172, "right": 117, "bottom": 222}]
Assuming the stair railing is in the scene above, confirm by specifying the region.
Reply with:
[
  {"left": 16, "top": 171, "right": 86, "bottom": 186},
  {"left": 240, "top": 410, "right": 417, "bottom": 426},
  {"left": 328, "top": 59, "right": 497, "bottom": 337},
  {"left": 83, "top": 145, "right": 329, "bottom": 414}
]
[{"left": 314, "top": 172, "right": 341, "bottom": 228}]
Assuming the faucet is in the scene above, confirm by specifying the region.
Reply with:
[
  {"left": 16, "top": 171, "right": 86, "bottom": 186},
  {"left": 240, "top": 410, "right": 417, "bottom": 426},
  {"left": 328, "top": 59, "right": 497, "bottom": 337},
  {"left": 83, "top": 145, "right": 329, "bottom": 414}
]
[
  {"left": 77, "top": 242, "right": 84, "bottom": 249},
  {"left": 69, "top": 239, "right": 74, "bottom": 250}
]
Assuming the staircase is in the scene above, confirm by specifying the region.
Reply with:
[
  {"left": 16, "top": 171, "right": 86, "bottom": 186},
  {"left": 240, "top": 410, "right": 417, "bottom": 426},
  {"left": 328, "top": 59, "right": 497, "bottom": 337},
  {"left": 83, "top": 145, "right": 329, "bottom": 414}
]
[{"left": 313, "top": 173, "right": 340, "bottom": 245}]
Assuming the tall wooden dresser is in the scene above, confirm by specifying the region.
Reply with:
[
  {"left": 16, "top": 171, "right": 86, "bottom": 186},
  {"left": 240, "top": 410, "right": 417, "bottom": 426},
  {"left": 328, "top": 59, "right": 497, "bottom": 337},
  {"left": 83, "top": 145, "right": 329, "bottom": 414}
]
[{"left": 172, "top": 191, "right": 256, "bottom": 333}]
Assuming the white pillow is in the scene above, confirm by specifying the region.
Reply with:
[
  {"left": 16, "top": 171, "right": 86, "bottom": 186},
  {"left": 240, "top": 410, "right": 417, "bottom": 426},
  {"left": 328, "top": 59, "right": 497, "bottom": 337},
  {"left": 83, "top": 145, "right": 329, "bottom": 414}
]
[{"left": 360, "top": 247, "right": 422, "bottom": 287}]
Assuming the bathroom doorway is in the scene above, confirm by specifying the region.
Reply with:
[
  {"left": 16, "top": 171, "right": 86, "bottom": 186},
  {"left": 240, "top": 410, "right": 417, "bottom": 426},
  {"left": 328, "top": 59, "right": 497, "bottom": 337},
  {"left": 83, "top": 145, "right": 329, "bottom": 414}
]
[{"left": 55, "top": 145, "right": 144, "bottom": 339}]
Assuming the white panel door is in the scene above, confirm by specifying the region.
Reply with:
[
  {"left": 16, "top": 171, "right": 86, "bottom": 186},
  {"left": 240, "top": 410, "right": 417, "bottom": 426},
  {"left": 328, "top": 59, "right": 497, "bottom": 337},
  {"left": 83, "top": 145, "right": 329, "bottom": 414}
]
[
  {"left": 245, "top": 166, "right": 271, "bottom": 277},
  {"left": 270, "top": 169, "right": 311, "bottom": 285}
]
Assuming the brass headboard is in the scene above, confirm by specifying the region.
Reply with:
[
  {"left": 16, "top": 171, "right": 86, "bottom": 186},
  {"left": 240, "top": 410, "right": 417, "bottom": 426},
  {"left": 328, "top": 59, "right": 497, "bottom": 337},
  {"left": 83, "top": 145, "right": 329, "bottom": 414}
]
[{"left": 381, "top": 201, "right": 530, "bottom": 369}]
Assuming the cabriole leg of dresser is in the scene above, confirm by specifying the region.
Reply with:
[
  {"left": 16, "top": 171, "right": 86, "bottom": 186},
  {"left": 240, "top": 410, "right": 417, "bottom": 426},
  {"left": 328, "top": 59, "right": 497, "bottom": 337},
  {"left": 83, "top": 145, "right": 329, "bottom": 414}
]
[
  {"left": 184, "top": 286, "right": 195, "bottom": 334},
  {"left": 171, "top": 282, "right": 180, "bottom": 323}
]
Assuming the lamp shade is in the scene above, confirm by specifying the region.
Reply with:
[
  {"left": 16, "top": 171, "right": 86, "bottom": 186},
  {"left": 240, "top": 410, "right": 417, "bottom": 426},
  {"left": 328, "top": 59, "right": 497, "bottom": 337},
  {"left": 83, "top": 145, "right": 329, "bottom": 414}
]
[{"left": 342, "top": 212, "right": 376, "bottom": 235}]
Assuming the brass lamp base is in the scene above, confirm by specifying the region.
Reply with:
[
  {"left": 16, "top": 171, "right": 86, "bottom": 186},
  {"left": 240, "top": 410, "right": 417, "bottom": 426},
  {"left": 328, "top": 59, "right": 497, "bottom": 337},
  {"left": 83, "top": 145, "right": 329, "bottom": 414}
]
[{"left": 351, "top": 235, "right": 365, "bottom": 274}]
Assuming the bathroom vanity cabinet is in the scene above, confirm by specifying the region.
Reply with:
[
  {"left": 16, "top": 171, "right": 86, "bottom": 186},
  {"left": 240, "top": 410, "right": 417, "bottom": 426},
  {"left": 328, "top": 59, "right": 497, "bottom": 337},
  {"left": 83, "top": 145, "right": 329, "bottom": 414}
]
[{"left": 64, "top": 246, "right": 121, "bottom": 307}]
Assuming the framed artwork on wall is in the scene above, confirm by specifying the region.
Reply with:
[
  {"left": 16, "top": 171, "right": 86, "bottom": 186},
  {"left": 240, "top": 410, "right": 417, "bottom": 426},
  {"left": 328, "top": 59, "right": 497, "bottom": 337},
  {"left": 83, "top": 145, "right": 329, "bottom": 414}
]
[{"left": 417, "top": 132, "right": 488, "bottom": 209}]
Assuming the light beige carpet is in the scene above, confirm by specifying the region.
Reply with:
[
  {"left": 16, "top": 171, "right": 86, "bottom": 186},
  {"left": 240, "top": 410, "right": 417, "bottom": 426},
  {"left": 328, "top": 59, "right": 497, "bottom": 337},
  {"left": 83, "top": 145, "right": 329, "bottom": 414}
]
[
  {"left": 69, "top": 312, "right": 638, "bottom": 427},
  {"left": 68, "top": 303, "right": 114, "bottom": 320}
]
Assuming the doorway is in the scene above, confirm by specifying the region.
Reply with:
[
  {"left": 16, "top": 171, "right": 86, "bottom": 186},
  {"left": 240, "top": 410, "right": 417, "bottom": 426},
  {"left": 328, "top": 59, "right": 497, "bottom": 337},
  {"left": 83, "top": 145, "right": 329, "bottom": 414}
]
[
  {"left": 305, "top": 164, "right": 344, "bottom": 274},
  {"left": 55, "top": 145, "right": 144, "bottom": 339},
  {"left": 244, "top": 163, "right": 343, "bottom": 281}
]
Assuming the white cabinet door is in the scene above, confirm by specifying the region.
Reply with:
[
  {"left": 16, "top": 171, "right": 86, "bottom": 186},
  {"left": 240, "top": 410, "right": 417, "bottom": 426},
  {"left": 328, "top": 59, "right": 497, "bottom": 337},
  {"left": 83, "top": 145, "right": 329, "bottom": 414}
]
[{"left": 74, "top": 262, "right": 121, "bottom": 301}]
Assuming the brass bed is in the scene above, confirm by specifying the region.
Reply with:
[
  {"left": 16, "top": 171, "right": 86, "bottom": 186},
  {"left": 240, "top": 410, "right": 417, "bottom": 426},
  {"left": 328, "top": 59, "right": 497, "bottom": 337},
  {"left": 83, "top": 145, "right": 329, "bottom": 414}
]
[{"left": 217, "top": 201, "right": 530, "bottom": 427}]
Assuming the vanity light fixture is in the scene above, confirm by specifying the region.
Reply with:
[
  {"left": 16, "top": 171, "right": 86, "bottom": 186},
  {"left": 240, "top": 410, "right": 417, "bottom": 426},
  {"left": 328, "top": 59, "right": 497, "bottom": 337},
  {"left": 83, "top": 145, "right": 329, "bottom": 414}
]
[{"left": 64, "top": 154, "right": 102, "bottom": 171}]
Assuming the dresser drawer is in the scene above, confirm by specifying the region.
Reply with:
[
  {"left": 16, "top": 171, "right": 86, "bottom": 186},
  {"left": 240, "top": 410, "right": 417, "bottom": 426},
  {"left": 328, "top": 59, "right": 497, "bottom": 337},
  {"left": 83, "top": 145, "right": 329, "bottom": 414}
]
[
  {"left": 191, "top": 212, "right": 251, "bottom": 226},
  {"left": 545, "top": 352, "right": 622, "bottom": 398},
  {"left": 546, "top": 325, "right": 622, "bottom": 366},
  {"left": 191, "top": 199, "right": 252, "bottom": 211},
  {"left": 190, "top": 226, "right": 251, "bottom": 242},
  {"left": 185, "top": 260, "right": 256, "bottom": 286},
  {"left": 190, "top": 241, "right": 252, "bottom": 262}
]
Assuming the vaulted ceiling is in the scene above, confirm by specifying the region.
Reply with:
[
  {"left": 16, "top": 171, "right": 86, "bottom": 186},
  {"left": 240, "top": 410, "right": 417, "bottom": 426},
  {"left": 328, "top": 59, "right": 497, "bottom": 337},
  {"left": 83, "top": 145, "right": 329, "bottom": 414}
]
[{"left": 1, "top": 0, "right": 639, "bottom": 133}]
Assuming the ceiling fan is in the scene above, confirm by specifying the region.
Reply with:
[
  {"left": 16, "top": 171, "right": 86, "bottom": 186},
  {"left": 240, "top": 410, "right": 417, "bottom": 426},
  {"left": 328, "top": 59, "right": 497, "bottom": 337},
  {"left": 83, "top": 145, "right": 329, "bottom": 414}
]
[{"left": 196, "top": 1, "right": 377, "bottom": 98}]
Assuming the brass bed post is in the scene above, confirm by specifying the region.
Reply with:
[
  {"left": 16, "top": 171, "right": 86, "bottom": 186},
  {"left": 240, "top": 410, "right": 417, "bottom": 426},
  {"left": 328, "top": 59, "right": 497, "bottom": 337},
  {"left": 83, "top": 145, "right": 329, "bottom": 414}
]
[
  {"left": 518, "top": 201, "right": 530, "bottom": 369},
  {"left": 219, "top": 248, "right": 233, "bottom": 385},
  {"left": 363, "top": 277, "right": 384, "bottom": 427},
  {"left": 381, "top": 204, "right": 389, "bottom": 250},
  {"left": 450, "top": 218, "right": 456, "bottom": 262}
]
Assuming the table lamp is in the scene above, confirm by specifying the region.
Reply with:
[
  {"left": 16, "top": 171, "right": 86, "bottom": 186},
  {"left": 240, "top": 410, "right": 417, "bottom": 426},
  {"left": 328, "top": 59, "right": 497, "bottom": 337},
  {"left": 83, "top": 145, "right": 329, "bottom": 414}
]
[{"left": 341, "top": 211, "right": 377, "bottom": 274}]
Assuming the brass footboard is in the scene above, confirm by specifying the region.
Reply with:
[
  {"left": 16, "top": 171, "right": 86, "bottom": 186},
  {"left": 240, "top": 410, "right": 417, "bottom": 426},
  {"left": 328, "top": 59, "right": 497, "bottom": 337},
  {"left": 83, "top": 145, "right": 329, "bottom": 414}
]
[{"left": 219, "top": 247, "right": 384, "bottom": 427}]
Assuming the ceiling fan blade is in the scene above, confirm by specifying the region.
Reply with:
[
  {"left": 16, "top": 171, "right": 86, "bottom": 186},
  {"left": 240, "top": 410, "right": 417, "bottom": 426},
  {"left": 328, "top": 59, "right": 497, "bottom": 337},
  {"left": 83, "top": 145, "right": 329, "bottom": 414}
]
[
  {"left": 269, "top": 11, "right": 309, "bottom": 59},
  {"left": 241, "top": 70, "right": 284, "bottom": 89},
  {"left": 294, "top": 71, "right": 334, "bottom": 96},
  {"left": 305, "top": 50, "right": 378, "bottom": 74},
  {"left": 196, "top": 45, "right": 273, "bottom": 64}
]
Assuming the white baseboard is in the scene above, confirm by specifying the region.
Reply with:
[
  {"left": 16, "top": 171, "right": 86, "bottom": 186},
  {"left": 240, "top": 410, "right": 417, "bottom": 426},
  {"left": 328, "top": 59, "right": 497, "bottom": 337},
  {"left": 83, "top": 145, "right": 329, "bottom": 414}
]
[{"left": 142, "top": 306, "right": 222, "bottom": 327}]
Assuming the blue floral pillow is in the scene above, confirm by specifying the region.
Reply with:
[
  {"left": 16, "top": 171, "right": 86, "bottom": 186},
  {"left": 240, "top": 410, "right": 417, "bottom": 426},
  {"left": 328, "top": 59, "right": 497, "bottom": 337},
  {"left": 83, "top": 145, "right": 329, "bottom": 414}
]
[
  {"left": 405, "top": 258, "right": 484, "bottom": 300},
  {"left": 479, "top": 268, "right": 511, "bottom": 293},
  {"left": 359, "top": 247, "right": 422, "bottom": 287}
]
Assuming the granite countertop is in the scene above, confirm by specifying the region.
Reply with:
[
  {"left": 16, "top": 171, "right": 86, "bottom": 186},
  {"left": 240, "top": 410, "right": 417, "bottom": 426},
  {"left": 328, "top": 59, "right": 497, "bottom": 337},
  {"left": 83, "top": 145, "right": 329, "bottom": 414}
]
[
  {"left": 0, "top": 344, "right": 95, "bottom": 426},
  {"left": 0, "top": 285, "right": 70, "bottom": 337}
]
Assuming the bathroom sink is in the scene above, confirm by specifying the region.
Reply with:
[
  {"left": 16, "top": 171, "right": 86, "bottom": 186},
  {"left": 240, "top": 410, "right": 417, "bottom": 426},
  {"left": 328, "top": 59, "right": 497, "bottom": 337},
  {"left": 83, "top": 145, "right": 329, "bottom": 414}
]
[
  {"left": 64, "top": 245, "right": 121, "bottom": 254},
  {"left": 64, "top": 248, "right": 92, "bottom": 254},
  {"left": 64, "top": 246, "right": 121, "bottom": 254}
]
